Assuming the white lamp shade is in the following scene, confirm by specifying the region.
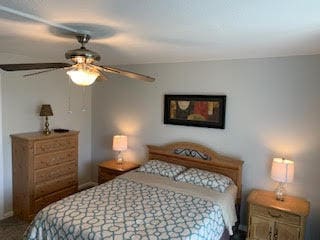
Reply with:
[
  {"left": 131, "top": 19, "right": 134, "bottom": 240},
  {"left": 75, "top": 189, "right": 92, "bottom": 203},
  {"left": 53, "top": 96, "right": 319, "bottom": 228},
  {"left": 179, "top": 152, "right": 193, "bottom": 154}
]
[
  {"left": 271, "top": 158, "right": 294, "bottom": 183},
  {"left": 113, "top": 135, "right": 127, "bottom": 151},
  {"left": 67, "top": 69, "right": 99, "bottom": 86}
]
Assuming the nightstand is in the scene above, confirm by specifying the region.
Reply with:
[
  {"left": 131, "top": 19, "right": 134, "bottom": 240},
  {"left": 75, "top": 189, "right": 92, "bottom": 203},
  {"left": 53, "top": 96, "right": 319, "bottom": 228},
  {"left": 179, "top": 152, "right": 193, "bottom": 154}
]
[
  {"left": 98, "top": 159, "right": 140, "bottom": 184},
  {"left": 247, "top": 189, "right": 310, "bottom": 240}
]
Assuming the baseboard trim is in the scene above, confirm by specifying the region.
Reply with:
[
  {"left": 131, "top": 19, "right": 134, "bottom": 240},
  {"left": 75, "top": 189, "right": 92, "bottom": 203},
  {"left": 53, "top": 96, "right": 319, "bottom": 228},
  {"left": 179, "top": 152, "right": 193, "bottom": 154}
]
[
  {"left": 78, "top": 181, "right": 98, "bottom": 191},
  {"left": 0, "top": 210, "right": 13, "bottom": 220},
  {"left": 239, "top": 224, "right": 247, "bottom": 232}
]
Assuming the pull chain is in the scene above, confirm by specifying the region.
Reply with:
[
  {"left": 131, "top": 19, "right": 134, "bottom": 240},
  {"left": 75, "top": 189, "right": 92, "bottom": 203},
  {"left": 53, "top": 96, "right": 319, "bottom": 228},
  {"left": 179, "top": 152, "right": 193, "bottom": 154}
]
[
  {"left": 67, "top": 77, "right": 88, "bottom": 113},
  {"left": 81, "top": 87, "right": 86, "bottom": 112},
  {"left": 67, "top": 77, "right": 72, "bottom": 114}
]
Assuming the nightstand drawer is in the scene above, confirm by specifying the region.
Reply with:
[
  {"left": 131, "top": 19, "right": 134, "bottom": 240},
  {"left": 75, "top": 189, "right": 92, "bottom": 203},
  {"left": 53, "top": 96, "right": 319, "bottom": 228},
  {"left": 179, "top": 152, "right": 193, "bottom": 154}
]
[
  {"left": 251, "top": 204, "right": 300, "bottom": 225},
  {"left": 98, "top": 160, "right": 140, "bottom": 184},
  {"left": 98, "top": 168, "right": 120, "bottom": 184}
]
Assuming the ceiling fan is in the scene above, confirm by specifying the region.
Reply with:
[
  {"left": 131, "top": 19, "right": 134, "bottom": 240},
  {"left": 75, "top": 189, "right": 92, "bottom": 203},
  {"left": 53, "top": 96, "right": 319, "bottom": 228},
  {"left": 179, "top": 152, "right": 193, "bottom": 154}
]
[{"left": 0, "top": 34, "right": 155, "bottom": 86}]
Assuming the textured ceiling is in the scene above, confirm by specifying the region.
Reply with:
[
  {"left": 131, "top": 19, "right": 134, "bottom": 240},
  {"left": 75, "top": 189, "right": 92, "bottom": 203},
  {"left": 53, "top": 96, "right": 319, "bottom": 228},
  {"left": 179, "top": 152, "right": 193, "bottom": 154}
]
[{"left": 0, "top": 0, "right": 320, "bottom": 65}]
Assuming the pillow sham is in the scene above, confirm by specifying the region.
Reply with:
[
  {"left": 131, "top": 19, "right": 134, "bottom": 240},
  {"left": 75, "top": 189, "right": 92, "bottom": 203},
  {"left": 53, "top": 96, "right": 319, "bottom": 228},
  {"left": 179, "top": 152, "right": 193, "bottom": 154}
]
[
  {"left": 174, "top": 168, "right": 233, "bottom": 192},
  {"left": 137, "top": 160, "right": 186, "bottom": 178}
]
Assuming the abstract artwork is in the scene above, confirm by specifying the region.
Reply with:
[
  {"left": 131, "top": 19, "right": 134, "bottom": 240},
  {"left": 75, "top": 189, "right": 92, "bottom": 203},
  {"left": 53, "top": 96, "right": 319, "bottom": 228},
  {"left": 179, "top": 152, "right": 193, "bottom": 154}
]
[{"left": 164, "top": 95, "right": 226, "bottom": 129}]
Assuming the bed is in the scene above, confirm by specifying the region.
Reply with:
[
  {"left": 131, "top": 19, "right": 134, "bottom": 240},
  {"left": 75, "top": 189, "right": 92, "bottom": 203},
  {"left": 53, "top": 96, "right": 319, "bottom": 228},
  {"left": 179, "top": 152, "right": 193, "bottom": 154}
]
[{"left": 24, "top": 142, "right": 243, "bottom": 240}]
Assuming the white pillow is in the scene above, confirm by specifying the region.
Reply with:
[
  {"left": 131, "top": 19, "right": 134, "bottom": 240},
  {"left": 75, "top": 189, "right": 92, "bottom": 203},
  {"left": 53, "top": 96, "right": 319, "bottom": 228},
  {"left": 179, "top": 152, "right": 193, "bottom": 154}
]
[
  {"left": 174, "top": 168, "right": 233, "bottom": 192},
  {"left": 137, "top": 160, "right": 186, "bottom": 178}
]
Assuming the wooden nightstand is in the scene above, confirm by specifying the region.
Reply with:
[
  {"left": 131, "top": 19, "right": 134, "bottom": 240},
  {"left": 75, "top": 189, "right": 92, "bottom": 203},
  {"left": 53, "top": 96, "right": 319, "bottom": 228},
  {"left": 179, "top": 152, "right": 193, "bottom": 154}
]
[
  {"left": 247, "top": 189, "right": 310, "bottom": 240},
  {"left": 98, "top": 159, "right": 140, "bottom": 184}
]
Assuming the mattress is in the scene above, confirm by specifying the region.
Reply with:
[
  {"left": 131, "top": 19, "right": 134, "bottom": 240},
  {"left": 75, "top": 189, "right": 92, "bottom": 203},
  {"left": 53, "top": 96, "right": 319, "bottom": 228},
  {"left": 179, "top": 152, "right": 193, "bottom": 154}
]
[{"left": 24, "top": 171, "right": 237, "bottom": 240}]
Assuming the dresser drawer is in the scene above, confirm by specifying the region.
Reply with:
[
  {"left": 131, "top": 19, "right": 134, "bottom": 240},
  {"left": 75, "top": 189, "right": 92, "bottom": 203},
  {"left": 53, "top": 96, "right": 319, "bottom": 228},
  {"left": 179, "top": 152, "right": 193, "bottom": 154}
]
[
  {"left": 34, "top": 186, "right": 76, "bottom": 213},
  {"left": 34, "top": 149, "right": 76, "bottom": 170},
  {"left": 34, "top": 137, "right": 76, "bottom": 155},
  {"left": 35, "top": 174, "right": 77, "bottom": 198},
  {"left": 251, "top": 204, "right": 300, "bottom": 225},
  {"left": 34, "top": 162, "right": 77, "bottom": 184}
]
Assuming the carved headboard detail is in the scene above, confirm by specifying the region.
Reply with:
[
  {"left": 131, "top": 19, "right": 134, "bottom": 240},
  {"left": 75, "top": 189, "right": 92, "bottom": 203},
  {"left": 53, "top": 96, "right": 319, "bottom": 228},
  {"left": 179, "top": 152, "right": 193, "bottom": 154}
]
[
  {"left": 147, "top": 142, "right": 244, "bottom": 204},
  {"left": 173, "top": 148, "right": 211, "bottom": 160}
]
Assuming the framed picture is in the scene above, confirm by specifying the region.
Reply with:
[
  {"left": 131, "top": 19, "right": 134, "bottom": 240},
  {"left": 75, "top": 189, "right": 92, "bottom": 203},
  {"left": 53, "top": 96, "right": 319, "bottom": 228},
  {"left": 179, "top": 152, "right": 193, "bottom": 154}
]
[{"left": 164, "top": 95, "right": 226, "bottom": 129}]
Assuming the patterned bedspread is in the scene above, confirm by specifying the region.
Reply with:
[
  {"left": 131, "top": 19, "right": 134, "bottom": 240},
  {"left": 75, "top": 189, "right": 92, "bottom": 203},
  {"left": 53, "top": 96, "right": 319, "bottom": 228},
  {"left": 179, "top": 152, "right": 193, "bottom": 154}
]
[{"left": 25, "top": 175, "right": 227, "bottom": 240}]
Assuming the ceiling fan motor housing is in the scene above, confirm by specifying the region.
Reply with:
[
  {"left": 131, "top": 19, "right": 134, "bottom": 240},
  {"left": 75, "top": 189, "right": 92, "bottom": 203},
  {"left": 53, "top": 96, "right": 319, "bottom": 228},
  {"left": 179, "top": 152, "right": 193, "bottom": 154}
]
[
  {"left": 65, "top": 34, "right": 101, "bottom": 63},
  {"left": 65, "top": 47, "right": 101, "bottom": 63}
]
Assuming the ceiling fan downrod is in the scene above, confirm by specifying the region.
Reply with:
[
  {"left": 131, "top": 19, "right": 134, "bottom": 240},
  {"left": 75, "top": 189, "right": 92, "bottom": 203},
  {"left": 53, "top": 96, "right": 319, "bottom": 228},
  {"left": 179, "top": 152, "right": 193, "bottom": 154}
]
[{"left": 76, "top": 34, "right": 90, "bottom": 48}]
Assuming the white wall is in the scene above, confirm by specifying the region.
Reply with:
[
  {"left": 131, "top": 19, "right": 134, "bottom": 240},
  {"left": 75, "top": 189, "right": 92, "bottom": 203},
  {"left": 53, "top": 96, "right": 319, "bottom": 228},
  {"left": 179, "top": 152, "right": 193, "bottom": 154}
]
[
  {"left": 92, "top": 55, "right": 320, "bottom": 239},
  {"left": 0, "top": 53, "right": 92, "bottom": 216},
  {"left": 0, "top": 74, "right": 4, "bottom": 219}
]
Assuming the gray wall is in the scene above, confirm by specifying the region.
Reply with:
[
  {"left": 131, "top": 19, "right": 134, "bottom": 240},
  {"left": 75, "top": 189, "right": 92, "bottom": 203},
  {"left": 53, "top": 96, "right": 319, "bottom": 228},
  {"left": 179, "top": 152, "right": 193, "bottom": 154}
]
[
  {"left": 92, "top": 55, "right": 320, "bottom": 239},
  {"left": 0, "top": 74, "right": 3, "bottom": 219},
  {"left": 0, "top": 53, "right": 92, "bottom": 216}
]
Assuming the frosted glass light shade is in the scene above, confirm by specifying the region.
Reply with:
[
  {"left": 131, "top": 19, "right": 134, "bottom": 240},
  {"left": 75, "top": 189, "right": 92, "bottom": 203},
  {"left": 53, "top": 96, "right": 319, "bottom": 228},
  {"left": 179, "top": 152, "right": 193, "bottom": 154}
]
[
  {"left": 67, "top": 69, "right": 99, "bottom": 86},
  {"left": 271, "top": 158, "right": 294, "bottom": 183},
  {"left": 113, "top": 135, "right": 128, "bottom": 151}
]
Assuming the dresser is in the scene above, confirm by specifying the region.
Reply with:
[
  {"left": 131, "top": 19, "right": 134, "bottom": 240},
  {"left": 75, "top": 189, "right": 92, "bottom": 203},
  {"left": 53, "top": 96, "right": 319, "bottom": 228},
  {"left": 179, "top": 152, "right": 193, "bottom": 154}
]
[
  {"left": 247, "top": 189, "right": 310, "bottom": 240},
  {"left": 11, "top": 131, "right": 79, "bottom": 220}
]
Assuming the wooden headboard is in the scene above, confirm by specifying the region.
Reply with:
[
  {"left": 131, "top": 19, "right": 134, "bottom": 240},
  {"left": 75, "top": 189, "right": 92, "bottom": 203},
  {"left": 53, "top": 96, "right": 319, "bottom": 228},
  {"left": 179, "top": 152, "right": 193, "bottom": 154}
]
[{"left": 147, "top": 142, "right": 244, "bottom": 204}]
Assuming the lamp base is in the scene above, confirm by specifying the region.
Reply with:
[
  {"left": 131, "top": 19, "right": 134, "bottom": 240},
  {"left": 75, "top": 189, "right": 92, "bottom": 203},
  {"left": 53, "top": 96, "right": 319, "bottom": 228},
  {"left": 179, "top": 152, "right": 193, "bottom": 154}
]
[
  {"left": 43, "top": 116, "right": 51, "bottom": 135},
  {"left": 116, "top": 151, "right": 124, "bottom": 165},
  {"left": 275, "top": 182, "right": 286, "bottom": 201},
  {"left": 43, "top": 129, "right": 51, "bottom": 135}
]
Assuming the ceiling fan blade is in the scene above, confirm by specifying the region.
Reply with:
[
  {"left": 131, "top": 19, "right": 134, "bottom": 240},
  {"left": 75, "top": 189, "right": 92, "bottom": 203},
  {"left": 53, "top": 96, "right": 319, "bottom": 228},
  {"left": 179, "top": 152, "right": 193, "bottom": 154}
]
[
  {"left": 97, "top": 70, "right": 108, "bottom": 81},
  {"left": 23, "top": 68, "right": 63, "bottom": 77},
  {"left": 85, "top": 64, "right": 107, "bottom": 81},
  {"left": 96, "top": 73, "right": 108, "bottom": 82},
  {"left": 0, "top": 63, "right": 71, "bottom": 71},
  {"left": 99, "top": 65, "right": 155, "bottom": 82}
]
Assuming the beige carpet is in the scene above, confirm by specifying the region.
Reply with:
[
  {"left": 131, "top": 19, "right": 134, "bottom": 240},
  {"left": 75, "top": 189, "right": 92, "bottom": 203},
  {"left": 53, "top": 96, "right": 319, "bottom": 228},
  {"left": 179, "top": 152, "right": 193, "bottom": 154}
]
[{"left": 0, "top": 216, "right": 29, "bottom": 240}]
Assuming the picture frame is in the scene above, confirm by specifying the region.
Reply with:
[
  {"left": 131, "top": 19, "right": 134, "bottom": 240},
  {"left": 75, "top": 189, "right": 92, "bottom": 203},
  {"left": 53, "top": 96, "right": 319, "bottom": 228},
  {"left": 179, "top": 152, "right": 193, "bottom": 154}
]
[{"left": 164, "top": 95, "right": 226, "bottom": 129}]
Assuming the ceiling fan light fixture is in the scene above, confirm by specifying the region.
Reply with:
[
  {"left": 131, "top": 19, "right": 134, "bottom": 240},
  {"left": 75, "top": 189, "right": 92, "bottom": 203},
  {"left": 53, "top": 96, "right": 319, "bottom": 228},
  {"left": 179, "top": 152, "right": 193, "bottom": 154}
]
[{"left": 67, "top": 68, "right": 99, "bottom": 86}]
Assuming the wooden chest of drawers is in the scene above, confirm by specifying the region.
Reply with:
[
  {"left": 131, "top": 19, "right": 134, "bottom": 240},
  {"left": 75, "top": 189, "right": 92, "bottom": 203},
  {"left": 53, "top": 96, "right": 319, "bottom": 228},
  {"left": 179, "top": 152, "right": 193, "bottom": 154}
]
[{"left": 11, "top": 131, "right": 79, "bottom": 220}]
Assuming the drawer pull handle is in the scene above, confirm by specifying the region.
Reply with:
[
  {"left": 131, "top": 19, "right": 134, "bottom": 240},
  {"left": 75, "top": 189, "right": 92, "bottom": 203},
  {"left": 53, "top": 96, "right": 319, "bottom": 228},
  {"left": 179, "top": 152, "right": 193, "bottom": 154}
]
[
  {"left": 268, "top": 226, "right": 272, "bottom": 240},
  {"left": 268, "top": 210, "right": 281, "bottom": 218},
  {"left": 274, "top": 227, "right": 278, "bottom": 240}
]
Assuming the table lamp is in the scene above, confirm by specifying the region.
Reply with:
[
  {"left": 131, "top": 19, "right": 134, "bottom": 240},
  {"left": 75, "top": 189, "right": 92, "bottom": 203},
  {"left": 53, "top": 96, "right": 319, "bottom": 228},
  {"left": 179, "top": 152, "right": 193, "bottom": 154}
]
[
  {"left": 113, "top": 135, "right": 127, "bottom": 164},
  {"left": 40, "top": 104, "right": 53, "bottom": 135},
  {"left": 271, "top": 158, "right": 294, "bottom": 201}
]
